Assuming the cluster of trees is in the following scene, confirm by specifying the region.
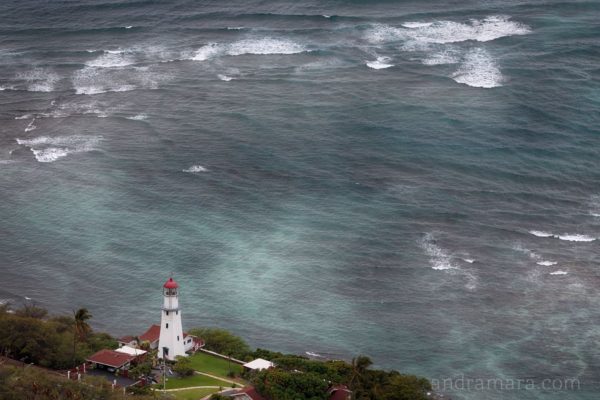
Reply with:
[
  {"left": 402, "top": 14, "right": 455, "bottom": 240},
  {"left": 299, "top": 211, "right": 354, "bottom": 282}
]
[
  {"left": 0, "top": 366, "right": 156, "bottom": 400},
  {"left": 0, "top": 304, "right": 115, "bottom": 370},
  {"left": 249, "top": 350, "right": 432, "bottom": 400},
  {"left": 188, "top": 327, "right": 252, "bottom": 360}
]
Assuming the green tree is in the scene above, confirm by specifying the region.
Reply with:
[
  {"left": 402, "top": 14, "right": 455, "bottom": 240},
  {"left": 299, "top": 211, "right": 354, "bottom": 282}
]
[
  {"left": 188, "top": 327, "right": 251, "bottom": 360},
  {"left": 173, "top": 355, "right": 194, "bottom": 377}
]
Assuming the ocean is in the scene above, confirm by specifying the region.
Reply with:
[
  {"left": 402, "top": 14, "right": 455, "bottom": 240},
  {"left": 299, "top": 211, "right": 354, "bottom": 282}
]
[{"left": 1, "top": 1, "right": 599, "bottom": 398}]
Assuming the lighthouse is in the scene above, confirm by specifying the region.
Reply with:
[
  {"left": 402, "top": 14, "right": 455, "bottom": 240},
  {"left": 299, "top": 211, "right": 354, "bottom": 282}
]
[{"left": 158, "top": 277, "right": 186, "bottom": 360}]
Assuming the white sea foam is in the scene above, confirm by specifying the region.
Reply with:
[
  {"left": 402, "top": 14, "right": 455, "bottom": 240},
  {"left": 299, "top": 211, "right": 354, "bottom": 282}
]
[
  {"left": 306, "top": 351, "right": 324, "bottom": 358},
  {"left": 17, "top": 68, "right": 60, "bottom": 92},
  {"left": 16, "top": 135, "right": 102, "bottom": 163},
  {"left": 24, "top": 119, "right": 36, "bottom": 132},
  {"left": 31, "top": 148, "right": 69, "bottom": 162},
  {"left": 86, "top": 52, "right": 136, "bottom": 68},
  {"left": 550, "top": 270, "right": 568, "bottom": 275},
  {"left": 126, "top": 114, "right": 148, "bottom": 120},
  {"left": 366, "top": 56, "right": 394, "bottom": 69},
  {"left": 557, "top": 234, "right": 596, "bottom": 242},
  {"left": 189, "top": 38, "right": 307, "bottom": 61},
  {"left": 537, "top": 261, "right": 557, "bottom": 266},
  {"left": 452, "top": 48, "right": 503, "bottom": 88},
  {"left": 72, "top": 66, "right": 157, "bottom": 95},
  {"left": 529, "top": 230, "right": 595, "bottom": 242},
  {"left": 420, "top": 233, "right": 456, "bottom": 270},
  {"left": 218, "top": 74, "right": 233, "bottom": 81},
  {"left": 402, "top": 22, "right": 434, "bottom": 29},
  {"left": 190, "top": 43, "right": 221, "bottom": 61},
  {"left": 125, "top": 26, "right": 133, "bottom": 29},
  {"left": 463, "top": 258, "right": 475, "bottom": 264},
  {"left": 15, "top": 114, "right": 32, "bottom": 120},
  {"left": 422, "top": 50, "right": 460, "bottom": 65},
  {"left": 227, "top": 38, "right": 306, "bottom": 55},
  {"left": 183, "top": 165, "right": 207, "bottom": 173},
  {"left": 529, "top": 230, "right": 554, "bottom": 238},
  {"left": 227, "top": 26, "right": 245, "bottom": 30},
  {"left": 368, "top": 16, "right": 530, "bottom": 45}
]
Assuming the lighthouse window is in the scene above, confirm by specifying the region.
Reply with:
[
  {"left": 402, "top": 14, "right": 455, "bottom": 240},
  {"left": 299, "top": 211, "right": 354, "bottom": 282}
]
[
  {"left": 166, "top": 323, "right": 169, "bottom": 329},
  {"left": 166, "top": 311, "right": 169, "bottom": 316},
  {"left": 177, "top": 336, "right": 180, "bottom": 341},
  {"left": 176, "top": 311, "right": 178, "bottom": 315}
]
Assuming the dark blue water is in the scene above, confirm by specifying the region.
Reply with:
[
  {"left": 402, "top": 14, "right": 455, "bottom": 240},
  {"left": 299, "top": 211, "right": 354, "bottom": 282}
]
[{"left": 1, "top": 1, "right": 599, "bottom": 399}]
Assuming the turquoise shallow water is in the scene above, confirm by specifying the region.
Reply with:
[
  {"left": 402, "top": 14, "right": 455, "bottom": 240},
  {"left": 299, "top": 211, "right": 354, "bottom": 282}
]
[{"left": 1, "top": 1, "right": 600, "bottom": 399}]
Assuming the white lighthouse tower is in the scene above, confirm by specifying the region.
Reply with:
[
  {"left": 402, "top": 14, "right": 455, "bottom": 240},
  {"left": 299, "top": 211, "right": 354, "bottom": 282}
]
[{"left": 158, "top": 277, "right": 186, "bottom": 360}]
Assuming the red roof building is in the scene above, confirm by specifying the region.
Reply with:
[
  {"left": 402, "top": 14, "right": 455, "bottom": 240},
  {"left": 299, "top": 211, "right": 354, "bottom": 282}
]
[
  {"left": 328, "top": 385, "right": 352, "bottom": 400},
  {"left": 139, "top": 324, "right": 161, "bottom": 347},
  {"left": 87, "top": 349, "right": 136, "bottom": 370}
]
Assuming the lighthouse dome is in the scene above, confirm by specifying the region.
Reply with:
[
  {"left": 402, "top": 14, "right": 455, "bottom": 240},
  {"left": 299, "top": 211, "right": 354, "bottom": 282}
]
[{"left": 163, "top": 277, "right": 179, "bottom": 289}]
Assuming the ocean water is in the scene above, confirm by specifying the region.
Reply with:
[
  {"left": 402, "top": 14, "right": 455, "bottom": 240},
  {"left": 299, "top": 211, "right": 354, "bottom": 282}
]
[{"left": 1, "top": 1, "right": 599, "bottom": 398}]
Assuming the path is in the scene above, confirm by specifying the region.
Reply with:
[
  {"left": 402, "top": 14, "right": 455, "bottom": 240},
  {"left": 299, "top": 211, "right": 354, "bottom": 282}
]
[{"left": 194, "top": 371, "right": 243, "bottom": 387}]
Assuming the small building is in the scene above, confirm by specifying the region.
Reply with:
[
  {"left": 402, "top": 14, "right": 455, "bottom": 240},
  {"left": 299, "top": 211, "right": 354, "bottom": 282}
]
[
  {"left": 86, "top": 349, "right": 137, "bottom": 374},
  {"left": 115, "top": 345, "right": 147, "bottom": 358},
  {"left": 243, "top": 358, "right": 274, "bottom": 371},
  {"left": 117, "top": 335, "right": 136, "bottom": 348}
]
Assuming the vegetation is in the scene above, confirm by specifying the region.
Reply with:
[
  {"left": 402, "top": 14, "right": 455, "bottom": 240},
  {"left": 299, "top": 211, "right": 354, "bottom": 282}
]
[
  {"left": 0, "top": 306, "right": 432, "bottom": 400},
  {"left": 173, "top": 355, "right": 195, "bottom": 377},
  {"left": 188, "top": 327, "right": 251, "bottom": 360},
  {"left": 171, "top": 388, "right": 222, "bottom": 400},
  {"left": 0, "top": 366, "right": 155, "bottom": 400},
  {"left": 248, "top": 352, "right": 432, "bottom": 400},
  {"left": 0, "top": 305, "right": 116, "bottom": 370}
]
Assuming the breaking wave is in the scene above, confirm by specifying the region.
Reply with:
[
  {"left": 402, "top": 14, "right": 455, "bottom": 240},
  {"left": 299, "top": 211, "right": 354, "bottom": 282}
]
[
  {"left": 188, "top": 37, "right": 307, "bottom": 61},
  {"left": 537, "top": 261, "right": 557, "bottom": 266},
  {"left": 86, "top": 51, "right": 136, "bottom": 68},
  {"left": 452, "top": 48, "right": 503, "bottom": 88},
  {"left": 529, "top": 230, "right": 596, "bottom": 242},
  {"left": 183, "top": 165, "right": 207, "bottom": 173},
  {"left": 366, "top": 56, "right": 394, "bottom": 69},
  {"left": 366, "top": 16, "right": 530, "bottom": 45},
  {"left": 549, "top": 270, "right": 568, "bottom": 275},
  {"left": 16, "top": 68, "right": 60, "bottom": 92},
  {"left": 16, "top": 135, "right": 102, "bottom": 163}
]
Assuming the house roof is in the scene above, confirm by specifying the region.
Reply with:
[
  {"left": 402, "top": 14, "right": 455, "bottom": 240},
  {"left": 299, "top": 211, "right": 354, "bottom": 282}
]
[
  {"left": 328, "top": 385, "right": 352, "bottom": 400},
  {"left": 115, "top": 346, "right": 147, "bottom": 357},
  {"left": 139, "top": 324, "right": 161, "bottom": 343},
  {"left": 243, "top": 358, "right": 274, "bottom": 370},
  {"left": 87, "top": 349, "right": 136, "bottom": 368},
  {"left": 118, "top": 335, "right": 135, "bottom": 344}
]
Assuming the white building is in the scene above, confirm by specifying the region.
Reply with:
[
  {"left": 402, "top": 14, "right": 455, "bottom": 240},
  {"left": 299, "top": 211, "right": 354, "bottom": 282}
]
[
  {"left": 243, "top": 358, "right": 274, "bottom": 371},
  {"left": 158, "top": 277, "right": 187, "bottom": 360}
]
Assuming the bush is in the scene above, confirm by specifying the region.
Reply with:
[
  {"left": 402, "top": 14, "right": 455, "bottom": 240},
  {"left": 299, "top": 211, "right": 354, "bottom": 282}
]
[{"left": 173, "top": 356, "right": 195, "bottom": 377}]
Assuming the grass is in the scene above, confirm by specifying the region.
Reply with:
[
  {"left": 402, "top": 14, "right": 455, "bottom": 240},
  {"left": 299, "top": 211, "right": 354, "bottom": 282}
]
[
  {"left": 169, "top": 387, "right": 221, "bottom": 400},
  {"left": 162, "top": 373, "right": 226, "bottom": 389},
  {"left": 187, "top": 352, "right": 243, "bottom": 378}
]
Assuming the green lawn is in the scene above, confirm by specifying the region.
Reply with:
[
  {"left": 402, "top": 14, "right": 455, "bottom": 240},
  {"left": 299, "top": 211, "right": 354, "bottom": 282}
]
[
  {"left": 187, "top": 352, "right": 243, "bottom": 378},
  {"left": 169, "top": 387, "right": 220, "bottom": 400},
  {"left": 162, "top": 374, "right": 227, "bottom": 389}
]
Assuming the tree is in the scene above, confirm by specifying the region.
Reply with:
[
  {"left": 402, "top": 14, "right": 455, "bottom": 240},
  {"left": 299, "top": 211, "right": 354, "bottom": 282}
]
[
  {"left": 187, "top": 327, "right": 250, "bottom": 360},
  {"left": 173, "top": 356, "right": 194, "bottom": 377},
  {"left": 72, "top": 308, "right": 92, "bottom": 367},
  {"left": 73, "top": 308, "right": 92, "bottom": 341},
  {"left": 349, "top": 355, "right": 373, "bottom": 392}
]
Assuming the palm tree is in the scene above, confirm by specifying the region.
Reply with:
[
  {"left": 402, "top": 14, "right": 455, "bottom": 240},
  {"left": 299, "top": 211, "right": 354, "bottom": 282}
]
[
  {"left": 349, "top": 355, "right": 372, "bottom": 393},
  {"left": 72, "top": 308, "right": 92, "bottom": 366},
  {"left": 74, "top": 308, "right": 92, "bottom": 341}
]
